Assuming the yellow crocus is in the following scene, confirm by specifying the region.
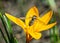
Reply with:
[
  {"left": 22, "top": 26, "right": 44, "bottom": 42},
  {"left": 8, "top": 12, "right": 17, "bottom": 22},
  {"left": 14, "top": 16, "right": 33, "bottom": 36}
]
[{"left": 5, "top": 6, "right": 57, "bottom": 40}]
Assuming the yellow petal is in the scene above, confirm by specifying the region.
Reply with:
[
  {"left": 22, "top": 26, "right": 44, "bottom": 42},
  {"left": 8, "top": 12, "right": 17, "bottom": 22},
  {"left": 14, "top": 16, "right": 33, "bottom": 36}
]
[
  {"left": 39, "top": 22, "right": 57, "bottom": 32},
  {"left": 25, "top": 6, "right": 39, "bottom": 26},
  {"left": 35, "top": 22, "right": 57, "bottom": 32},
  {"left": 30, "top": 32, "right": 41, "bottom": 40},
  {"left": 29, "top": 31, "right": 42, "bottom": 40},
  {"left": 30, "top": 19, "right": 45, "bottom": 32},
  {"left": 31, "top": 19, "right": 57, "bottom": 32},
  {"left": 28, "top": 26, "right": 41, "bottom": 40},
  {"left": 40, "top": 11, "right": 53, "bottom": 24},
  {"left": 5, "top": 13, "right": 26, "bottom": 32}
]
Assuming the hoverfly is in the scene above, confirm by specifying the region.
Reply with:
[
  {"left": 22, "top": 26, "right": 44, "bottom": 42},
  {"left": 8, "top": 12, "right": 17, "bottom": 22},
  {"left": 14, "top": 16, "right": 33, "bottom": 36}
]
[{"left": 29, "top": 15, "right": 37, "bottom": 26}]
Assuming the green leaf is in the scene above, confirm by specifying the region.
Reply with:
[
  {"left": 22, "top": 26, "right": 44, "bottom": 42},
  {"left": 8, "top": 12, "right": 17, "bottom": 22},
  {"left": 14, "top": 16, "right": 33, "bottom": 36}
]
[
  {"left": 3, "top": 15, "right": 13, "bottom": 34},
  {"left": 0, "top": 28, "right": 8, "bottom": 43},
  {"left": 0, "top": 12, "right": 11, "bottom": 43},
  {"left": 3, "top": 14, "right": 18, "bottom": 43}
]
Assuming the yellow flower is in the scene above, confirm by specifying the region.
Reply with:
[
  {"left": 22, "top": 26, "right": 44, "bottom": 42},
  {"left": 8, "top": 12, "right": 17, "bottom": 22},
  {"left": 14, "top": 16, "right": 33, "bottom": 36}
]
[{"left": 5, "top": 6, "right": 57, "bottom": 40}]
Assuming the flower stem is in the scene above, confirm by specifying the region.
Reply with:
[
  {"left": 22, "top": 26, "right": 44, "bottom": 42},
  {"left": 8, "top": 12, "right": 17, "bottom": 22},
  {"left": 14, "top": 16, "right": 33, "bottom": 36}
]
[
  {"left": 26, "top": 33, "right": 32, "bottom": 43},
  {"left": 26, "top": 33, "right": 30, "bottom": 43}
]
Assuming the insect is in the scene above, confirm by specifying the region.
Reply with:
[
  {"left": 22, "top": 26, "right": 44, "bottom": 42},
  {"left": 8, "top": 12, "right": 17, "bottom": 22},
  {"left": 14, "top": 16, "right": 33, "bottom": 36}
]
[{"left": 29, "top": 15, "right": 37, "bottom": 26}]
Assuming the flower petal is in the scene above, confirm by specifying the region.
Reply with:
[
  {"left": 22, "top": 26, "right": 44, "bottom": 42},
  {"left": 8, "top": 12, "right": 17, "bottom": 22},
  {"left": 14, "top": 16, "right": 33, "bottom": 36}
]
[
  {"left": 28, "top": 30, "right": 42, "bottom": 40},
  {"left": 30, "top": 32, "right": 41, "bottom": 40},
  {"left": 31, "top": 19, "right": 57, "bottom": 32},
  {"left": 25, "top": 6, "right": 39, "bottom": 26},
  {"left": 39, "top": 22, "right": 57, "bottom": 32},
  {"left": 5, "top": 13, "right": 26, "bottom": 31},
  {"left": 35, "top": 22, "right": 57, "bottom": 32},
  {"left": 30, "top": 19, "right": 45, "bottom": 32},
  {"left": 40, "top": 11, "right": 53, "bottom": 24},
  {"left": 28, "top": 26, "right": 42, "bottom": 40}
]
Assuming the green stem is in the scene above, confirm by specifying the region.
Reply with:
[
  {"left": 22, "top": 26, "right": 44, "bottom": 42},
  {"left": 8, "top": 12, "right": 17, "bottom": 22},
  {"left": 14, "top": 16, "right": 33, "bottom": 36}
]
[{"left": 0, "top": 28, "right": 8, "bottom": 43}]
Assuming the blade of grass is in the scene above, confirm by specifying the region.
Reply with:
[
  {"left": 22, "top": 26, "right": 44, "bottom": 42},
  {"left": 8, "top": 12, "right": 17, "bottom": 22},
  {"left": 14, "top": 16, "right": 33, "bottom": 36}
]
[
  {"left": 49, "top": 14, "right": 58, "bottom": 43},
  {"left": 0, "top": 13, "right": 11, "bottom": 43},
  {"left": 0, "top": 28, "right": 8, "bottom": 43},
  {"left": 3, "top": 15, "right": 13, "bottom": 34},
  {"left": 49, "top": 29, "right": 53, "bottom": 43},
  {"left": 52, "top": 13, "right": 59, "bottom": 43},
  {"left": 3, "top": 15, "right": 18, "bottom": 43},
  {"left": 10, "top": 33, "right": 18, "bottom": 43},
  {"left": 54, "top": 26, "right": 60, "bottom": 43},
  {"left": 53, "top": 26, "right": 57, "bottom": 43}
]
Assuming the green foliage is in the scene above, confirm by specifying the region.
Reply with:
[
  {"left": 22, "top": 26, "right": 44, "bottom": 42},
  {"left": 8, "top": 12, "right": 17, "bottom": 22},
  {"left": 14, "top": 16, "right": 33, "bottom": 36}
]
[
  {"left": 49, "top": 13, "right": 59, "bottom": 43},
  {"left": 0, "top": 13, "right": 18, "bottom": 43}
]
